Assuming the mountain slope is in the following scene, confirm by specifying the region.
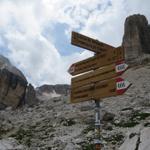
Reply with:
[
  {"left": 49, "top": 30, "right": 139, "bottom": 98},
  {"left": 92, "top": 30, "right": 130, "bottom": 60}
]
[{"left": 0, "top": 61, "right": 150, "bottom": 149}]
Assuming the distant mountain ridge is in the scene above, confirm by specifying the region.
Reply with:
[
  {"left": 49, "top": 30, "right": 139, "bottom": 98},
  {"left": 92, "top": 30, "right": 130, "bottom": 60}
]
[
  {"left": 0, "top": 54, "right": 70, "bottom": 109},
  {"left": 36, "top": 84, "right": 70, "bottom": 97}
]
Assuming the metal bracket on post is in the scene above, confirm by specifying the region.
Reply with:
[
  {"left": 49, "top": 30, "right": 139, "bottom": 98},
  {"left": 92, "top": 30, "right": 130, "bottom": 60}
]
[{"left": 94, "top": 100, "right": 102, "bottom": 150}]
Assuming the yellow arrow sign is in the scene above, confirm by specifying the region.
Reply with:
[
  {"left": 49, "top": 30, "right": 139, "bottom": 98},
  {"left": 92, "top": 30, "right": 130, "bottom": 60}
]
[
  {"left": 68, "top": 47, "right": 124, "bottom": 76},
  {"left": 71, "top": 77, "right": 131, "bottom": 103},
  {"left": 71, "top": 61, "right": 128, "bottom": 89},
  {"left": 71, "top": 31, "right": 114, "bottom": 53}
]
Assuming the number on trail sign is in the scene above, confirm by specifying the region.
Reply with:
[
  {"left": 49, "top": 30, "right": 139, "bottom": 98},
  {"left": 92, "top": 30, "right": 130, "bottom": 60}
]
[
  {"left": 115, "top": 62, "right": 128, "bottom": 73},
  {"left": 116, "top": 78, "right": 131, "bottom": 95},
  {"left": 71, "top": 77, "right": 131, "bottom": 103}
]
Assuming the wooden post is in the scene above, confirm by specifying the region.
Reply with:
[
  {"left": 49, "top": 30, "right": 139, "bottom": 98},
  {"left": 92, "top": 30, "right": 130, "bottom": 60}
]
[{"left": 94, "top": 100, "right": 102, "bottom": 150}]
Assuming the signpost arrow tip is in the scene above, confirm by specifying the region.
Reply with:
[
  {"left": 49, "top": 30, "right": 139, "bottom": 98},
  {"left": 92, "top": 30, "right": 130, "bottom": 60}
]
[
  {"left": 68, "top": 64, "right": 75, "bottom": 74},
  {"left": 115, "top": 62, "right": 129, "bottom": 74}
]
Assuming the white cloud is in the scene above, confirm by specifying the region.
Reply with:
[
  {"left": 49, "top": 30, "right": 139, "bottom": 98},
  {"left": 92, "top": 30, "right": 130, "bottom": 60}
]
[
  {"left": 5, "top": 30, "right": 92, "bottom": 86},
  {"left": 0, "top": 0, "right": 149, "bottom": 86},
  {"left": 81, "top": 0, "right": 150, "bottom": 46},
  {"left": 0, "top": 0, "right": 95, "bottom": 86}
]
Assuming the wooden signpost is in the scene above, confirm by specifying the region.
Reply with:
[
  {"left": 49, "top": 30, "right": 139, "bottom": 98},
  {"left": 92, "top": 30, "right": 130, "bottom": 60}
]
[
  {"left": 71, "top": 31, "right": 114, "bottom": 53},
  {"left": 68, "top": 46, "right": 124, "bottom": 76},
  {"left": 71, "top": 77, "right": 130, "bottom": 103},
  {"left": 71, "top": 61, "right": 128, "bottom": 89},
  {"left": 68, "top": 31, "right": 131, "bottom": 150}
]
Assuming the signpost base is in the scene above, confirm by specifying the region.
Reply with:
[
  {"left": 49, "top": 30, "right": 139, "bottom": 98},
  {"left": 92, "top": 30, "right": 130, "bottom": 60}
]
[{"left": 94, "top": 100, "right": 102, "bottom": 150}]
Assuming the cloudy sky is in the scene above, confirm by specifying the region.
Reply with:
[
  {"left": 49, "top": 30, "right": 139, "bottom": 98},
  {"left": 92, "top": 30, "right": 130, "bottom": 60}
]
[{"left": 0, "top": 0, "right": 150, "bottom": 87}]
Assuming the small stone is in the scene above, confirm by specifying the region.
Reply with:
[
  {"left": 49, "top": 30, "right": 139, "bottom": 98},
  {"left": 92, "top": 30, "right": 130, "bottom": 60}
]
[
  {"left": 129, "top": 133, "right": 137, "bottom": 139},
  {"left": 86, "top": 131, "right": 94, "bottom": 138},
  {"left": 102, "top": 112, "right": 115, "bottom": 122}
]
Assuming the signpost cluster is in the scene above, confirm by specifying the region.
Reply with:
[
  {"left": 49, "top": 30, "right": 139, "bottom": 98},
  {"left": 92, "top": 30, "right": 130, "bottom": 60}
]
[{"left": 68, "top": 31, "right": 131, "bottom": 150}]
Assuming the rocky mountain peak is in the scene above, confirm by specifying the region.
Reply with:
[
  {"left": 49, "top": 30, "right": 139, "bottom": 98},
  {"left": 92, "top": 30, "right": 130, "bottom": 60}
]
[
  {"left": 0, "top": 55, "right": 11, "bottom": 67},
  {"left": 0, "top": 55, "right": 37, "bottom": 109},
  {"left": 0, "top": 55, "right": 26, "bottom": 81},
  {"left": 122, "top": 14, "right": 150, "bottom": 63},
  {"left": 0, "top": 55, "right": 28, "bottom": 109}
]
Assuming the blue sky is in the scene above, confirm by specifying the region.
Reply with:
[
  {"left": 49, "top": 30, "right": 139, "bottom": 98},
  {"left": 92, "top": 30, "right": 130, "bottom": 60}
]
[{"left": 0, "top": 0, "right": 150, "bottom": 86}]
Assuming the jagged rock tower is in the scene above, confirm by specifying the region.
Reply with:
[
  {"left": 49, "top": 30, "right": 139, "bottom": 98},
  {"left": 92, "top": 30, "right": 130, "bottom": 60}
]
[{"left": 122, "top": 14, "right": 150, "bottom": 63}]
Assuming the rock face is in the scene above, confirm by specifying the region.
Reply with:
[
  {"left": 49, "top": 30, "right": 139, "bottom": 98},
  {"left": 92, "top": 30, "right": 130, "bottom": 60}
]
[
  {"left": 36, "top": 84, "right": 70, "bottom": 96},
  {"left": 0, "top": 55, "right": 27, "bottom": 109},
  {"left": 122, "top": 14, "right": 150, "bottom": 62},
  {"left": 24, "top": 84, "right": 38, "bottom": 106},
  {"left": 119, "top": 127, "right": 150, "bottom": 150},
  {"left": 138, "top": 127, "right": 150, "bottom": 150},
  {"left": 0, "top": 54, "right": 69, "bottom": 108}
]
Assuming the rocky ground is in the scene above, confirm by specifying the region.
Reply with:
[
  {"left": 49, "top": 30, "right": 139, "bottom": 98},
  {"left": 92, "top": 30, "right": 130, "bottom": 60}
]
[{"left": 0, "top": 61, "right": 150, "bottom": 150}]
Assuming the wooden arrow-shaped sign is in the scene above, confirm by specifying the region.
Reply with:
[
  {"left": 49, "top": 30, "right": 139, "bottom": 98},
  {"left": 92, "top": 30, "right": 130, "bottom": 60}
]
[
  {"left": 71, "top": 77, "right": 131, "bottom": 103},
  {"left": 69, "top": 31, "right": 130, "bottom": 103},
  {"left": 68, "top": 47, "right": 124, "bottom": 76},
  {"left": 72, "top": 61, "right": 128, "bottom": 89},
  {"left": 71, "top": 31, "right": 114, "bottom": 53}
]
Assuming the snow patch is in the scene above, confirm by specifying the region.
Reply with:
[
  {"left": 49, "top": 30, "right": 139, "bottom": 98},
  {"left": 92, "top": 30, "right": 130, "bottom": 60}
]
[{"left": 38, "top": 90, "right": 61, "bottom": 101}]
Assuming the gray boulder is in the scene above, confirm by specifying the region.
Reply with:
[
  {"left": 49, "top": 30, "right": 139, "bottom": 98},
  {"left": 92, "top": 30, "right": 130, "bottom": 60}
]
[{"left": 102, "top": 111, "right": 115, "bottom": 122}]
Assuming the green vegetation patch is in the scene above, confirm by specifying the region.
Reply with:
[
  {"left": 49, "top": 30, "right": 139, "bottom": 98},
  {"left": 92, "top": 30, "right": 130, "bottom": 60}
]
[
  {"left": 61, "top": 118, "right": 76, "bottom": 126},
  {"left": 121, "top": 107, "right": 133, "bottom": 111},
  {"left": 82, "top": 125, "right": 94, "bottom": 135},
  {"left": 131, "top": 112, "right": 150, "bottom": 121},
  {"left": 114, "top": 111, "right": 150, "bottom": 128},
  {"left": 114, "top": 120, "right": 139, "bottom": 128},
  {"left": 144, "top": 122, "right": 150, "bottom": 127},
  {"left": 82, "top": 143, "right": 94, "bottom": 150},
  {"left": 103, "top": 133, "right": 124, "bottom": 145},
  {"left": 0, "top": 126, "right": 12, "bottom": 139},
  {"left": 11, "top": 127, "right": 32, "bottom": 147}
]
